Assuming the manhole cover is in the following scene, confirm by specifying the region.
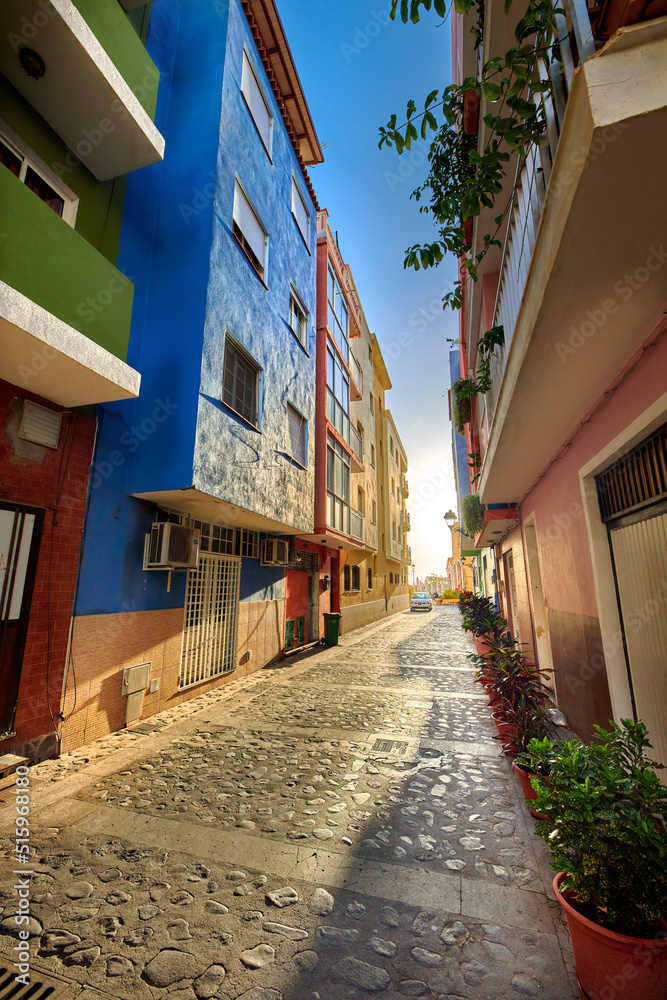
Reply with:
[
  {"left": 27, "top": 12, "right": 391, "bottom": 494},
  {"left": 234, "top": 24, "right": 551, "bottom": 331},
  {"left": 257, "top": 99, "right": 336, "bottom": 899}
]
[{"left": 370, "top": 739, "right": 408, "bottom": 755}]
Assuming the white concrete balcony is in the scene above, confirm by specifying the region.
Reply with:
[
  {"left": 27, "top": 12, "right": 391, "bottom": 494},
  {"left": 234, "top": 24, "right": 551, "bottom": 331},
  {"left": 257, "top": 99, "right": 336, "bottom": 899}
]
[
  {"left": 0, "top": 0, "right": 164, "bottom": 181},
  {"left": 479, "top": 15, "right": 667, "bottom": 502}
]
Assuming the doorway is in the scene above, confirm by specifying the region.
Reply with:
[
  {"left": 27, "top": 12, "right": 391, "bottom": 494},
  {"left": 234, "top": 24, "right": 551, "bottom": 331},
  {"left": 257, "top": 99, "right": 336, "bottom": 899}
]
[
  {"left": 524, "top": 518, "right": 553, "bottom": 679},
  {"left": 179, "top": 554, "right": 241, "bottom": 689},
  {"left": 307, "top": 572, "right": 318, "bottom": 642},
  {"left": 0, "top": 503, "right": 44, "bottom": 736}
]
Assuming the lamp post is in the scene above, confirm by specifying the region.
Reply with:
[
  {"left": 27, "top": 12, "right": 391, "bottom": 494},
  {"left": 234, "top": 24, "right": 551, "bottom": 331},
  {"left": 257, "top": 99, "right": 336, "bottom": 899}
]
[
  {"left": 411, "top": 563, "right": 415, "bottom": 587},
  {"left": 444, "top": 510, "right": 457, "bottom": 530}
]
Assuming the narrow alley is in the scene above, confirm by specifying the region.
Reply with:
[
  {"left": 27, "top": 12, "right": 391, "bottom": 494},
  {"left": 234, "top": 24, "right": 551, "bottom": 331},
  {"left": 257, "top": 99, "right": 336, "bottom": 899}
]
[{"left": 0, "top": 607, "right": 577, "bottom": 999}]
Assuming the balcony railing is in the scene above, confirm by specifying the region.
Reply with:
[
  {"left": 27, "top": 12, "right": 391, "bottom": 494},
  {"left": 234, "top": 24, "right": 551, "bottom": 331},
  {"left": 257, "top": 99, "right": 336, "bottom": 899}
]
[
  {"left": 401, "top": 477, "right": 410, "bottom": 498},
  {"left": 350, "top": 508, "right": 364, "bottom": 540},
  {"left": 401, "top": 511, "right": 411, "bottom": 532},
  {"left": 485, "top": 0, "right": 595, "bottom": 424},
  {"left": 350, "top": 423, "right": 363, "bottom": 465}
]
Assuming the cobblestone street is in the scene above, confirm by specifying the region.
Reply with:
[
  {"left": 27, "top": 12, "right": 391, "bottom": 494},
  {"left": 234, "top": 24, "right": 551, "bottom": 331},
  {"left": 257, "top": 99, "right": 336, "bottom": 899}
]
[{"left": 0, "top": 608, "right": 578, "bottom": 999}]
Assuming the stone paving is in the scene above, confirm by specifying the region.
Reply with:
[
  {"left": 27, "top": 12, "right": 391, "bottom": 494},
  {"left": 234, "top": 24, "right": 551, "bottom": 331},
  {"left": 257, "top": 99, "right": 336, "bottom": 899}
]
[{"left": 0, "top": 607, "right": 578, "bottom": 999}]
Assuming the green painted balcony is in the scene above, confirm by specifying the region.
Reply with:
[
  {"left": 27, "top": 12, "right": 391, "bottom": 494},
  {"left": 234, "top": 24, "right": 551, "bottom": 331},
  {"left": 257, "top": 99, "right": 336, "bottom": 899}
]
[
  {"left": 0, "top": 0, "right": 164, "bottom": 180},
  {"left": 0, "top": 165, "right": 140, "bottom": 407}
]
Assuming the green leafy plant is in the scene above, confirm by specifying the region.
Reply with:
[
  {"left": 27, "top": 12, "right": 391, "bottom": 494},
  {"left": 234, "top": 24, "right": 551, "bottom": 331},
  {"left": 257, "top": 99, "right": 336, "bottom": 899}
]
[
  {"left": 380, "top": 1, "right": 562, "bottom": 309},
  {"left": 451, "top": 377, "right": 474, "bottom": 432},
  {"left": 526, "top": 720, "right": 667, "bottom": 937},
  {"left": 460, "top": 492, "right": 484, "bottom": 537}
]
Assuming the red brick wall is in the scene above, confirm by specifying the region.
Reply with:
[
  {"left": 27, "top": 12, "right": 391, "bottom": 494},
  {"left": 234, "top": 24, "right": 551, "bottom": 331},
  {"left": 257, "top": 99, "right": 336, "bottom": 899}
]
[{"left": 0, "top": 379, "right": 95, "bottom": 758}]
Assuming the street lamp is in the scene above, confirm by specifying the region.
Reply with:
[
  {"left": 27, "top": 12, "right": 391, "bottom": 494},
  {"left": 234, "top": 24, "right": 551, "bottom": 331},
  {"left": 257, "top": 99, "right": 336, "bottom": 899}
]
[
  {"left": 411, "top": 563, "right": 415, "bottom": 587},
  {"left": 444, "top": 510, "right": 457, "bottom": 529}
]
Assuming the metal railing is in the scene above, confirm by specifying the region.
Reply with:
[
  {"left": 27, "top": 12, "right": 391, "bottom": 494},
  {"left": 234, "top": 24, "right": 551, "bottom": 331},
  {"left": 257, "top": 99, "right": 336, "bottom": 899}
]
[
  {"left": 350, "top": 507, "right": 364, "bottom": 539},
  {"left": 401, "top": 476, "right": 409, "bottom": 498},
  {"left": 350, "top": 423, "right": 363, "bottom": 464},
  {"left": 401, "top": 511, "right": 411, "bottom": 532},
  {"left": 485, "top": 0, "right": 595, "bottom": 426}
]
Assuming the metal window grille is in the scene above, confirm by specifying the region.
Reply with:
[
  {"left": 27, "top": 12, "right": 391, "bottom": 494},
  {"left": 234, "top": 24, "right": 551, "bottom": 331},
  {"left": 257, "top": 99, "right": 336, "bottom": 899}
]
[
  {"left": 223, "top": 337, "right": 260, "bottom": 426},
  {"left": 596, "top": 424, "right": 667, "bottom": 522},
  {"left": 179, "top": 554, "right": 241, "bottom": 689}
]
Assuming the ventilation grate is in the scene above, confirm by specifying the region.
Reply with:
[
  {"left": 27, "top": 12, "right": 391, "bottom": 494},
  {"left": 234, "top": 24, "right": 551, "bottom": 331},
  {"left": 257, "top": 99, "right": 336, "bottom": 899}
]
[
  {"left": 0, "top": 966, "right": 55, "bottom": 1000},
  {"left": 596, "top": 423, "right": 667, "bottom": 522},
  {"left": 370, "top": 739, "right": 408, "bottom": 755}
]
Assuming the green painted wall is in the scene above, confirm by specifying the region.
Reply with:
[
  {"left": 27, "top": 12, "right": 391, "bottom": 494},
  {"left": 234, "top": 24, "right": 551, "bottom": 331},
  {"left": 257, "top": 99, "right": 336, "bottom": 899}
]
[
  {"left": 0, "top": 75, "right": 126, "bottom": 265},
  {"left": 72, "top": 0, "right": 159, "bottom": 119},
  {"left": 0, "top": 166, "right": 134, "bottom": 361}
]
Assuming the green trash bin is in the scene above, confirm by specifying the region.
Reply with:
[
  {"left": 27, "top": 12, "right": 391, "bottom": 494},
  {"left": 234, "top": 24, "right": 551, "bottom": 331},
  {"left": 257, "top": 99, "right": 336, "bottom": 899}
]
[{"left": 323, "top": 612, "right": 342, "bottom": 647}]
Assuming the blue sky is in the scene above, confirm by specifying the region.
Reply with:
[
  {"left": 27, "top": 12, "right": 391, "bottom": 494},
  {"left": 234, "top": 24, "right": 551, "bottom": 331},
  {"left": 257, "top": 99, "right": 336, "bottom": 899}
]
[{"left": 279, "top": 0, "right": 459, "bottom": 580}]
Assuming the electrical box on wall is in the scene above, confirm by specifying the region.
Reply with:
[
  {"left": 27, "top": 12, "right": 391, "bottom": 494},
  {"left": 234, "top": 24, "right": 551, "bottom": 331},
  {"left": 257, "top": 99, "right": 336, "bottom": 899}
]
[{"left": 261, "top": 538, "right": 288, "bottom": 566}]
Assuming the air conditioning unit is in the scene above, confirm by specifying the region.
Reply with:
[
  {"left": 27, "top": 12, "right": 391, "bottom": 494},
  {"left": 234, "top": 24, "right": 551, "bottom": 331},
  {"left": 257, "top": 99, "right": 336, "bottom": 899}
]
[
  {"left": 261, "top": 538, "right": 289, "bottom": 566},
  {"left": 145, "top": 523, "right": 199, "bottom": 569}
]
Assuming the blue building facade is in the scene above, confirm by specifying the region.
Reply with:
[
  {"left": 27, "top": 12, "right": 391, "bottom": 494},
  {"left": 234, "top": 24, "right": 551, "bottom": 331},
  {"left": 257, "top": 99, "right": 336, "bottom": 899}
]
[{"left": 64, "top": 0, "right": 322, "bottom": 750}]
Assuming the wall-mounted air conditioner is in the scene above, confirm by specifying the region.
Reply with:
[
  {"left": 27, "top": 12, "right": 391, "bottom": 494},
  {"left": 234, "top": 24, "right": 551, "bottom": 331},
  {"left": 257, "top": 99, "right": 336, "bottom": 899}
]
[
  {"left": 144, "top": 522, "right": 200, "bottom": 570},
  {"left": 261, "top": 538, "right": 288, "bottom": 566}
]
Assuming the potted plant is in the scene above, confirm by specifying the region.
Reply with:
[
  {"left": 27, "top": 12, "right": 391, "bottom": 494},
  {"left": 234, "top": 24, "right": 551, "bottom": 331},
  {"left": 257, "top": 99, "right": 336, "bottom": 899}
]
[
  {"left": 513, "top": 727, "right": 554, "bottom": 818},
  {"left": 451, "top": 378, "right": 475, "bottom": 433},
  {"left": 459, "top": 492, "right": 484, "bottom": 538},
  {"left": 525, "top": 720, "right": 667, "bottom": 1000}
]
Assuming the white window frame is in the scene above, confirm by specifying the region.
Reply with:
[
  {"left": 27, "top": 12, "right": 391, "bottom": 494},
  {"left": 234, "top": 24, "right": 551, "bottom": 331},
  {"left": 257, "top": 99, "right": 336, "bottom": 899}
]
[
  {"left": 291, "top": 175, "right": 310, "bottom": 247},
  {"left": 0, "top": 119, "right": 78, "bottom": 227},
  {"left": 232, "top": 179, "right": 267, "bottom": 281},
  {"left": 289, "top": 286, "right": 308, "bottom": 349},
  {"left": 286, "top": 401, "right": 307, "bottom": 469},
  {"left": 240, "top": 49, "right": 273, "bottom": 157}
]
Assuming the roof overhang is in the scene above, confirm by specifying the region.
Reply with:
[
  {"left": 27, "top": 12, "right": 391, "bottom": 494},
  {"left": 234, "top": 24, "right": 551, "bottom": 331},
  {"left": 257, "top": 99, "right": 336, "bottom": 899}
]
[
  {"left": 0, "top": 281, "right": 140, "bottom": 407},
  {"left": 134, "top": 488, "right": 315, "bottom": 537},
  {"left": 300, "top": 529, "right": 366, "bottom": 552},
  {"left": 0, "top": 0, "right": 164, "bottom": 181},
  {"left": 245, "top": 0, "right": 323, "bottom": 166},
  {"left": 371, "top": 334, "right": 392, "bottom": 390}
]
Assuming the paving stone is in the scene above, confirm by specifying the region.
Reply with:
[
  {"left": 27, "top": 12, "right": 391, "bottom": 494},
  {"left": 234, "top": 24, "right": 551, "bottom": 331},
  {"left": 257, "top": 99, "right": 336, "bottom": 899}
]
[
  {"left": 512, "top": 973, "right": 541, "bottom": 996},
  {"left": 367, "top": 937, "right": 398, "bottom": 957},
  {"left": 398, "top": 981, "right": 429, "bottom": 996},
  {"left": 294, "top": 950, "right": 319, "bottom": 973},
  {"left": 440, "top": 921, "right": 469, "bottom": 947},
  {"left": 309, "top": 888, "right": 334, "bottom": 915},
  {"left": 143, "top": 949, "right": 202, "bottom": 986},
  {"left": 194, "top": 964, "right": 226, "bottom": 998},
  {"left": 379, "top": 906, "right": 400, "bottom": 927},
  {"left": 333, "top": 956, "right": 391, "bottom": 991},
  {"left": 411, "top": 947, "right": 442, "bottom": 966},
  {"left": 263, "top": 922, "right": 309, "bottom": 940},
  {"left": 240, "top": 944, "right": 276, "bottom": 968},
  {"left": 1, "top": 916, "right": 42, "bottom": 938},
  {"left": 106, "top": 955, "right": 133, "bottom": 976},
  {"left": 315, "top": 926, "right": 359, "bottom": 946},
  {"left": 266, "top": 887, "right": 299, "bottom": 908}
]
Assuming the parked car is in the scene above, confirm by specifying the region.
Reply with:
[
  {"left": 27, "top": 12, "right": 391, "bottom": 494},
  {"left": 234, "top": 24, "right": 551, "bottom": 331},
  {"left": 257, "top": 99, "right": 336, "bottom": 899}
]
[{"left": 411, "top": 592, "right": 433, "bottom": 612}]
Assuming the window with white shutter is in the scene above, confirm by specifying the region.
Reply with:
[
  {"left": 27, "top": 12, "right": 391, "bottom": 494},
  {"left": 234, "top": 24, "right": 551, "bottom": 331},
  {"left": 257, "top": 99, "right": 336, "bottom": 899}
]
[
  {"left": 241, "top": 52, "right": 273, "bottom": 154},
  {"left": 291, "top": 177, "right": 310, "bottom": 245},
  {"left": 232, "top": 181, "right": 267, "bottom": 280},
  {"left": 287, "top": 403, "right": 307, "bottom": 467}
]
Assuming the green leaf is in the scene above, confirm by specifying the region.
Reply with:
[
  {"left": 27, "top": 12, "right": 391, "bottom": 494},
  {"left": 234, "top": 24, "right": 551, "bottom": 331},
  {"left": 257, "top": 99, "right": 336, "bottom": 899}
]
[{"left": 483, "top": 82, "right": 503, "bottom": 102}]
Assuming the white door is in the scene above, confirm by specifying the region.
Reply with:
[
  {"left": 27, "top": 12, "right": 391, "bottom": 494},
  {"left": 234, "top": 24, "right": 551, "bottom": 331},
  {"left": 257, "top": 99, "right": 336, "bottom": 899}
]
[
  {"left": 179, "top": 554, "right": 241, "bottom": 689},
  {"left": 610, "top": 510, "right": 667, "bottom": 770}
]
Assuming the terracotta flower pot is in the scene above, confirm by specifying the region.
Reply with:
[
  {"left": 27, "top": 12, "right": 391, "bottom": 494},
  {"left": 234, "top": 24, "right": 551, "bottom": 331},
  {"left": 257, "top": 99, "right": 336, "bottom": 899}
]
[
  {"left": 553, "top": 873, "right": 667, "bottom": 1000},
  {"left": 474, "top": 634, "right": 492, "bottom": 656},
  {"left": 512, "top": 762, "right": 551, "bottom": 821},
  {"left": 491, "top": 712, "right": 517, "bottom": 740}
]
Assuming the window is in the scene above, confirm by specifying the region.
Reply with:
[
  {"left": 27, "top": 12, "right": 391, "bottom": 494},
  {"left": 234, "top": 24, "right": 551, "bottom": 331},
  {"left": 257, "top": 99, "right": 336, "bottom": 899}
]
[
  {"left": 0, "top": 129, "right": 76, "bottom": 224},
  {"left": 343, "top": 564, "right": 351, "bottom": 592},
  {"left": 371, "top": 500, "right": 377, "bottom": 524},
  {"left": 357, "top": 486, "right": 364, "bottom": 515},
  {"left": 370, "top": 444, "right": 376, "bottom": 468},
  {"left": 390, "top": 437, "right": 394, "bottom": 456},
  {"left": 369, "top": 345, "right": 373, "bottom": 362},
  {"left": 187, "top": 519, "right": 259, "bottom": 557},
  {"left": 379, "top": 439, "right": 383, "bottom": 457},
  {"left": 326, "top": 433, "right": 351, "bottom": 534},
  {"left": 241, "top": 51, "right": 272, "bottom": 154},
  {"left": 380, "top": 485, "right": 384, "bottom": 502},
  {"left": 328, "top": 265, "right": 349, "bottom": 364},
  {"left": 382, "top": 534, "right": 386, "bottom": 552},
  {"left": 289, "top": 289, "right": 308, "bottom": 348},
  {"left": 367, "top": 568, "right": 373, "bottom": 590},
  {"left": 233, "top": 181, "right": 267, "bottom": 280},
  {"left": 292, "top": 177, "right": 310, "bottom": 245},
  {"left": 370, "top": 391, "right": 374, "bottom": 412},
  {"left": 351, "top": 565, "right": 360, "bottom": 591},
  {"left": 326, "top": 347, "right": 350, "bottom": 443},
  {"left": 391, "top": 478, "right": 395, "bottom": 497},
  {"left": 392, "top": 520, "right": 396, "bottom": 540},
  {"left": 398, "top": 525, "right": 402, "bottom": 543},
  {"left": 223, "top": 336, "right": 260, "bottom": 427},
  {"left": 389, "top": 572, "right": 394, "bottom": 584},
  {"left": 286, "top": 402, "right": 307, "bottom": 467}
]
